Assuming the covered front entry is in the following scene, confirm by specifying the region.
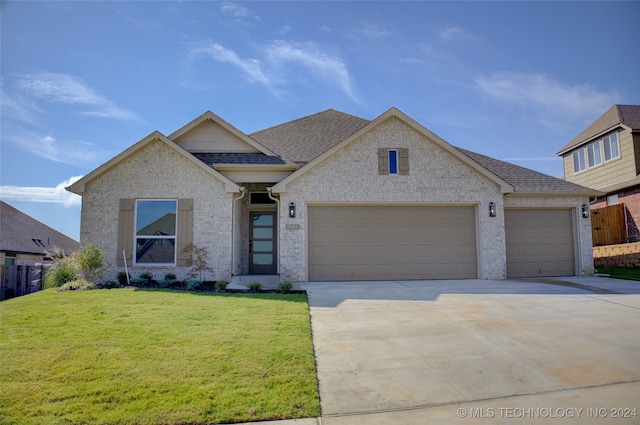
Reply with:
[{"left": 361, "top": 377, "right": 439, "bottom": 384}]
[
  {"left": 505, "top": 208, "right": 575, "bottom": 278},
  {"left": 308, "top": 205, "right": 477, "bottom": 281},
  {"left": 249, "top": 211, "right": 277, "bottom": 274}
]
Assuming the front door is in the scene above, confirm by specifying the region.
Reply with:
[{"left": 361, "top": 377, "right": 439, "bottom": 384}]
[{"left": 249, "top": 211, "right": 277, "bottom": 274}]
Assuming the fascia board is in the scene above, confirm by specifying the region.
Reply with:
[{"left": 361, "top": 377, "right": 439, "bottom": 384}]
[
  {"left": 168, "top": 111, "right": 280, "bottom": 158},
  {"left": 66, "top": 131, "right": 241, "bottom": 195},
  {"left": 505, "top": 190, "right": 604, "bottom": 197}
]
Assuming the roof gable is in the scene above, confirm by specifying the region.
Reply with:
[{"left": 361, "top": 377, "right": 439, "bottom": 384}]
[
  {"left": 271, "top": 107, "right": 514, "bottom": 193},
  {"left": 558, "top": 104, "right": 640, "bottom": 155},
  {"left": 0, "top": 201, "right": 79, "bottom": 255},
  {"left": 66, "top": 131, "right": 241, "bottom": 195},
  {"left": 169, "top": 111, "right": 279, "bottom": 157}
]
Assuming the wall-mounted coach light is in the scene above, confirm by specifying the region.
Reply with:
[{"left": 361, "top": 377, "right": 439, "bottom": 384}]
[
  {"left": 288, "top": 202, "right": 296, "bottom": 218},
  {"left": 489, "top": 202, "right": 497, "bottom": 218},
  {"left": 582, "top": 204, "right": 590, "bottom": 219}
]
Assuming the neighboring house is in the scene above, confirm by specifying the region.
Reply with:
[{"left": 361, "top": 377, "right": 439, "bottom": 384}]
[
  {"left": 557, "top": 105, "right": 640, "bottom": 244},
  {"left": 0, "top": 201, "right": 79, "bottom": 265},
  {"left": 67, "top": 108, "right": 599, "bottom": 282}
]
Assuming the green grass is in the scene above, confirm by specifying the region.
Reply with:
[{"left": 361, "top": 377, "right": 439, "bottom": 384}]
[
  {"left": 596, "top": 267, "right": 640, "bottom": 281},
  {"left": 0, "top": 288, "right": 320, "bottom": 424}
]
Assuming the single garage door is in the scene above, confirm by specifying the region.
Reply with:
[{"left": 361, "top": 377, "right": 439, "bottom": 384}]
[
  {"left": 505, "top": 209, "right": 575, "bottom": 278},
  {"left": 308, "top": 205, "right": 477, "bottom": 281}
]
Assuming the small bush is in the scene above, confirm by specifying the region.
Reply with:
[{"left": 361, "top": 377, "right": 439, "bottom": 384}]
[
  {"left": 139, "top": 272, "right": 154, "bottom": 282},
  {"left": 57, "top": 280, "right": 96, "bottom": 291},
  {"left": 186, "top": 280, "right": 201, "bottom": 290},
  {"left": 98, "top": 280, "right": 119, "bottom": 289},
  {"left": 164, "top": 273, "right": 177, "bottom": 281},
  {"left": 277, "top": 281, "right": 293, "bottom": 294},
  {"left": 215, "top": 281, "right": 228, "bottom": 292},
  {"left": 158, "top": 279, "right": 178, "bottom": 288},
  {"left": 75, "top": 243, "right": 105, "bottom": 282},
  {"left": 129, "top": 277, "right": 148, "bottom": 286},
  {"left": 44, "top": 259, "right": 78, "bottom": 289},
  {"left": 248, "top": 282, "right": 262, "bottom": 293},
  {"left": 117, "top": 272, "right": 130, "bottom": 285}
]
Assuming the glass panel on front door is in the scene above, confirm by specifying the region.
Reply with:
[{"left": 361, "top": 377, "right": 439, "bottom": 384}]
[{"left": 249, "top": 211, "right": 277, "bottom": 274}]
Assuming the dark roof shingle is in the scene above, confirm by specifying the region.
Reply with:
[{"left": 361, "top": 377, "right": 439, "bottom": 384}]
[
  {"left": 458, "top": 149, "right": 595, "bottom": 193},
  {"left": 192, "top": 153, "right": 286, "bottom": 165},
  {"left": 249, "top": 109, "right": 370, "bottom": 164},
  {"left": 0, "top": 201, "right": 79, "bottom": 255}
]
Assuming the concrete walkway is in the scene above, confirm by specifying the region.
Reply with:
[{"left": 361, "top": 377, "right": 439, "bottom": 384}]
[{"left": 306, "top": 277, "right": 640, "bottom": 424}]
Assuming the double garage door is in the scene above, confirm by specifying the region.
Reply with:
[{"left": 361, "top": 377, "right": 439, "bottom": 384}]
[
  {"left": 308, "top": 205, "right": 477, "bottom": 281},
  {"left": 308, "top": 205, "right": 577, "bottom": 281}
]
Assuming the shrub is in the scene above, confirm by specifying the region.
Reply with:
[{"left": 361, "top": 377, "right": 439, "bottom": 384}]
[
  {"left": 98, "top": 280, "right": 119, "bottom": 289},
  {"left": 248, "top": 282, "right": 262, "bottom": 293},
  {"left": 158, "top": 279, "right": 178, "bottom": 288},
  {"left": 181, "top": 243, "right": 214, "bottom": 282},
  {"left": 129, "top": 277, "right": 148, "bottom": 286},
  {"left": 277, "top": 281, "right": 293, "bottom": 294},
  {"left": 139, "top": 272, "right": 154, "bottom": 282},
  {"left": 57, "top": 280, "right": 96, "bottom": 291},
  {"left": 215, "top": 281, "right": 228, "bottom": 292},
  {"left": 75, "top": 244, "right": 105, "bottom": 282},
  {"left": 186, "top": 280, "right": 201, "bottom": 291},
  {"left": 164, "top": 273, "right": 177, "bottom": 281},
  {"left": 43, "top": 258, "right": 78, "bottom": 289},
  {"left": 117, "top": 272, "right": 130, "bottom": 285}
]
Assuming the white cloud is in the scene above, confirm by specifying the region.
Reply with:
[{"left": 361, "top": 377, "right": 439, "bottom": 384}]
[
  {"left": 187, "top": 40, "right": 358, "bottom": 101},
  {"left": 188, "top": 42, "right": 277, "bottom": 94},
  {"left": 0, "top": 176, "right": 83, "bottom": 207},
  {"left": 438, "top": 26, "right": 477, "bottom": 41},
  {"left": 220, "top": 2, "right": 259, "bottom": 22},
  {"left": 267, "top": 41, "right": 359, "bottom": 101},
  {"left": 352, "top": 22, "right": 392, "bottom": 39},
  {"left": 15, "top": 73, "right": 141, "bottom": 121},
  {"left": 474, "top": 72, "right": 621, "bottom": 131}
]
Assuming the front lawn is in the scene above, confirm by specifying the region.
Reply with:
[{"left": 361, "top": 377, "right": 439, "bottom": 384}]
[
  {"left": 596, "top": 267, "right": 640, "bottom": 281},
  {"left": 0, "top": 288, "right": 320, "bottom": 424}
]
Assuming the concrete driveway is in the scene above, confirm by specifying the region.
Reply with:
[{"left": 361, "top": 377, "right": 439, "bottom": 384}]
[{"left": 306, "top": 278, "right": 640, "bottom": 424}]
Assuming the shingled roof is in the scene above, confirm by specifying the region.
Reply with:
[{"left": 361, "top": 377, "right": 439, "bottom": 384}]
[
  {"left": 249, "top": 109, "right": 370, "bottom": 164},
  {"left": 557, "top": 104, "right": 640, "bottom": 155},
  {"left": 458, "top": 149, "right": 597, "bottom": 194},
  {"left": 192, "top": 153, "right": 286, "bottom": 165},
  {"left": 0, "top": 201, "right": 79, "bottom": 256}
]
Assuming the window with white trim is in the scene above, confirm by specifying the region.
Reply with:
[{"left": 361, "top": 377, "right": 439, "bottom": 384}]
[
  {"left": 134, "top": 199, "right": 177, "bottom": 265},
  {"left": 572, "top": 132, "right": 619, "bottom": 174}
]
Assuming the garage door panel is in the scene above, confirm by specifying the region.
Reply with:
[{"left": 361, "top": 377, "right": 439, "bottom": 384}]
[
  {"left": 505, "top": 209, "right": 575, "bottom": 278},
  {"left": 309, "top": 206, "right": 477, "bottom": 281}
]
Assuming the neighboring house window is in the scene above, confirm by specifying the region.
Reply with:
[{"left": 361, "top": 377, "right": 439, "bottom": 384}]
[
  {"left": 587, "top": 141, "right": 602, "bottom": 167},
  {"left": 378, "top": 148, "right": 409, "bottom": 175},
  {"left": 603, "top": 133, "right": 619, "bottom": 161},
  {"left": 573, "top": 149, "right": 586, "bottom": 173},
  {"left": 4, "top": 253, "right": 16, "bottom": 266},
  {"left": 572, "top": 132, "right": 619, "bottom": 174},
  {"left": 135, "top": 200, "right": 177, "bottom": 266}
]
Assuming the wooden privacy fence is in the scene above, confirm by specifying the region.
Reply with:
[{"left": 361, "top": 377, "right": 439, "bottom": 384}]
[
  {"left": 591, "top": 203, "right": 627, "bottom": 246},
  {"left": 0, "top": 265, "right": 44, "bottom": 300}
]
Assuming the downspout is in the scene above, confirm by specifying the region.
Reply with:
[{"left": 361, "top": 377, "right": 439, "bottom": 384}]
[
  {"left": 231, "top": 187, "right": 247, "bottom": 277},
  {"left": 267, "top": 187, "right": 280, "bottom": 276}
]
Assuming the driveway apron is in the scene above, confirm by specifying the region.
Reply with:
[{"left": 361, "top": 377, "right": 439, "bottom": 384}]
[{"left": 306, "top": 279, "right": 640, "bottom": 424}]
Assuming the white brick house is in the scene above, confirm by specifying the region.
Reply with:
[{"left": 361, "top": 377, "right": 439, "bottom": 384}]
[{"left": 67, "top": 108, "right": 600, "bottom": 282}]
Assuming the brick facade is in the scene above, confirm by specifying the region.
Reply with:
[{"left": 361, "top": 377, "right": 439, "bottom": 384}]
[{"left": 80, "top": 140, "right": 235, "bottom": 282}]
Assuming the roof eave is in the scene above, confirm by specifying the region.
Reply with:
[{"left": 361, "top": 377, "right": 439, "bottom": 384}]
[
  {"left": 557, "top": 123, "right": 630, "bottom": 156},
  {"left": 506, "top": 189, "right": 604, "bottom": 197}
]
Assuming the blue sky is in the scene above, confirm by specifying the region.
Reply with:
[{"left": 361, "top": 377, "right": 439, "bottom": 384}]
[{"left": 2, "top": 1, "right": 639, "bottom": 241}]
